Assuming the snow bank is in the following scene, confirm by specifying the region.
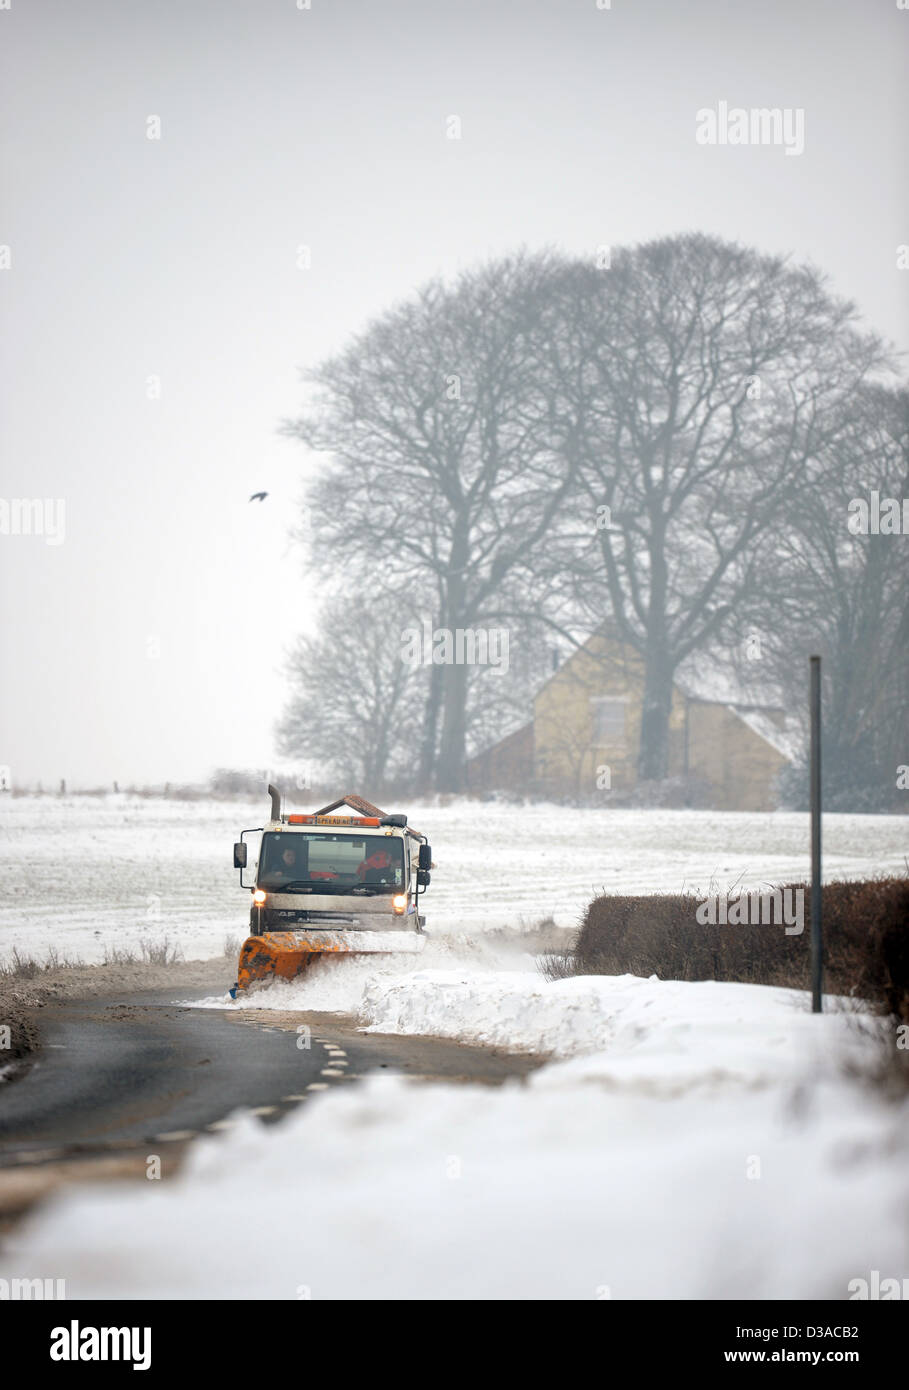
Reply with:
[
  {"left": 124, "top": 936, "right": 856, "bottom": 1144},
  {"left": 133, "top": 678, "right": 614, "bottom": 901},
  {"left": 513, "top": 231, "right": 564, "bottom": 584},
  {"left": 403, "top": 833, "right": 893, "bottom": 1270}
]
[
  {"left": 4, "top": 1063, "right": 906, "bottom": 1299},
  {"left": 358, "top": 969, "right": 884, "bottom": 1085},
  {"left": 196, "top": 945, "right": 882, "bottom": 1094},
  {"left": 359, "top": 968, "right": 619, "bottom": 1055}
]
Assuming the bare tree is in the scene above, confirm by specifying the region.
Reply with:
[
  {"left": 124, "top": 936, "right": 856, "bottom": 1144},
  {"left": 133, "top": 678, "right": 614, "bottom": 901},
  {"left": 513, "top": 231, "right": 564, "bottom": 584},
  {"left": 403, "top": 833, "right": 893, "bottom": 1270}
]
[
  {"left": 283, "top": 252, "right": 576, "bottom": 792},
  {"left": 537, "top": 235, "right": 887, "bottom": 780},
  {"left": 730, "top": 384, "right": 909, "bottom": 809},
  {"left": 276, "top": 594, "right": 424, "bottom": 788}
]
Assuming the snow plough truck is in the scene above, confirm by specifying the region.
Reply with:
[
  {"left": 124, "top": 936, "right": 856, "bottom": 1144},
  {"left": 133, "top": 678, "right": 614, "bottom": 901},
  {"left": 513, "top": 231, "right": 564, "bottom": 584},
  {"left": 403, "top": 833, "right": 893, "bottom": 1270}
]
[{"left": 229, "top": 788, "right": 432, "bottom": 996}]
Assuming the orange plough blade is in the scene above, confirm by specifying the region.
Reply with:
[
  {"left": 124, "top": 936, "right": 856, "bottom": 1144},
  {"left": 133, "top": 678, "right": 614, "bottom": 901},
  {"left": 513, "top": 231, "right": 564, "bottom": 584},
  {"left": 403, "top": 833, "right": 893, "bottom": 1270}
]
[{"left": 234, "top": 929, "right": 424, "bottom": 995}]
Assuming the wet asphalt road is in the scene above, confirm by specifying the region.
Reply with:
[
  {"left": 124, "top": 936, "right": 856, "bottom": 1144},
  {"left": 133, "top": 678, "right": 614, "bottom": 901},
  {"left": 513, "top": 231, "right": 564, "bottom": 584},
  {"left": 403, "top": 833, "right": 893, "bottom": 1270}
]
[{"left": 0, "top": 987, "right": 541, "bottom": 1165}]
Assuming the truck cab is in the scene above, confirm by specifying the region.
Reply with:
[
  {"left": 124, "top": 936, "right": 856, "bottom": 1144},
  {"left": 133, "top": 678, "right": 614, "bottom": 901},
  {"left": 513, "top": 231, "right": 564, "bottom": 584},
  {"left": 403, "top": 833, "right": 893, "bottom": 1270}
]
[{"left": 233, "top": 790, "right": 432, "bottom": 939}]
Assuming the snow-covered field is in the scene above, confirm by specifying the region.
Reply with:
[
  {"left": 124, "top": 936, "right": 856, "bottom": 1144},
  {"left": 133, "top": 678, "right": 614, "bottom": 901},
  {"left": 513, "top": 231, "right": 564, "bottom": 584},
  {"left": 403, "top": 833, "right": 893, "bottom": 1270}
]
[{"left": 1, "top": 793, "right": 905, "bottom": 964}]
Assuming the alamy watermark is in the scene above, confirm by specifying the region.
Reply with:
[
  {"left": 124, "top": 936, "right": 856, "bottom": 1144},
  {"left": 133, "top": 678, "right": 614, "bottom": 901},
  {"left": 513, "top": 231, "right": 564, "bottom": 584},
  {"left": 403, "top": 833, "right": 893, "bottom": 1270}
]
[
  {"left": 696, "top": 101, "right": 805, "bottom": 157},
  {"left": 847, "top": 490, "right": 908, "bottom": 535},
  {"left": 0, "top": 1277, "right": 66, "bottom": 1299},
  {"left": 50, "top": 1322, "right": 151, "bottom": 1370},
  {"left": 848, "top": 1270, "right": 909, "bottom": 1300},
  {"left": 696, "top": 887, "right": 804, "bottom": 936},
  {"left": 400, "top": 622, "right": 509, "bottom": 675},
  {"left": 0, "top": 498, "right": 66, "bottom": 545}
]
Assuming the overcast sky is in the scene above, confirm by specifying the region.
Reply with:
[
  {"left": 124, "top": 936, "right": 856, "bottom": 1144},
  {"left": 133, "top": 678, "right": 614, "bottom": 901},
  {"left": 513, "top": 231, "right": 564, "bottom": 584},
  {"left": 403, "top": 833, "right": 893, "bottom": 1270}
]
[{"left": 1, "top": 0, "right": 906, "bottom": 786}]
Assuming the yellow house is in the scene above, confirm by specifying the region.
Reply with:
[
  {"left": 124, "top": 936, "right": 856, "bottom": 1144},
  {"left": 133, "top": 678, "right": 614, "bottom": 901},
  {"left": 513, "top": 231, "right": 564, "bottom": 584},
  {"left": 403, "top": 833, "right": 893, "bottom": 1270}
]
[{"left": 467, "top": 630, "right": 793, "bottom": 811}]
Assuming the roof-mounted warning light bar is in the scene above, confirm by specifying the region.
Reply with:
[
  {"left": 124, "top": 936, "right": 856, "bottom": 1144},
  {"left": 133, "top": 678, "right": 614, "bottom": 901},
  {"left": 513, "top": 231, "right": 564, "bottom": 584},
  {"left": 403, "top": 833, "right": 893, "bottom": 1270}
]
[
  {"left": 286, "top": 814, "right": 381, "bottom": 827},
  {"left": 265, "top": 786, "right": 422, "bottom": 838}
]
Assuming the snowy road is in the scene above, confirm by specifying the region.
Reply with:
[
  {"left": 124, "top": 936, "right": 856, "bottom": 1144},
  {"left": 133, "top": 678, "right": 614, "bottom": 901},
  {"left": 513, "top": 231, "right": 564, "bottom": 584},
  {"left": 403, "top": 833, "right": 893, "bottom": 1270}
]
[{"left": 0, "top": 980, "right": 539, "bottom": 1167}]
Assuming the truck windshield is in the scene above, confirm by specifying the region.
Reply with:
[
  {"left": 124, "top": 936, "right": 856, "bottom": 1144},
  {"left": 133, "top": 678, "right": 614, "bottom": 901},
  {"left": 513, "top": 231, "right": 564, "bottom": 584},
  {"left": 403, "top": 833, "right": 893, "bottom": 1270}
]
[{"left": 257, "top": 832, "right": 405, "bottom": 892}]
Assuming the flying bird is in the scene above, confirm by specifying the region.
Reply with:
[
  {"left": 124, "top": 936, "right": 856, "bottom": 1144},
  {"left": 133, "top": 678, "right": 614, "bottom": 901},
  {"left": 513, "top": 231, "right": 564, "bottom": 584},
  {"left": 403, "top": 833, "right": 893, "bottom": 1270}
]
[{"left": 249, "top": 491, "right": 268, "bottom": 503}]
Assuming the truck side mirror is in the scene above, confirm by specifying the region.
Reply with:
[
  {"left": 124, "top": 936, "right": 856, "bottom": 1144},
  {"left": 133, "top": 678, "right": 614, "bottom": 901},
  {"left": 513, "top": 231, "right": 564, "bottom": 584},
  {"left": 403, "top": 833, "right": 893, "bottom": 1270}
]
[
  {"left": 233, "top": 842, "right": 248, "bottom": 869},
  {"left": 418, "top": 844, "right": 432, "bottom": 870},
  {"left": 417, "top": 869, "right": 431, "bottom": 888}
]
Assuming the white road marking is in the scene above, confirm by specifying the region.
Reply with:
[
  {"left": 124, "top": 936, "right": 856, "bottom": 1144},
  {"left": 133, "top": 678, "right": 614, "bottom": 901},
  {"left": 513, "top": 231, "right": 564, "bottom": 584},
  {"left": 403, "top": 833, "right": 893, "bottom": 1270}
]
[
  {"left": 154, "top": 1130, "right": 197, "bottom": 1141},
  {"left": 306, "top": 1082, "right": 329, "bottom": 1091},
  {"left": 320, "top": 1067, "right": 346, "bottom": 1077}
]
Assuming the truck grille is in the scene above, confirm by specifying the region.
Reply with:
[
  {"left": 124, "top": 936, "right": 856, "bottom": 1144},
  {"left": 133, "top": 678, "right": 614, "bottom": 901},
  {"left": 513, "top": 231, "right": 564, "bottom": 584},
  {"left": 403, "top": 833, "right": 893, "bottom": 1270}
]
[{"left": 266, "top": 910, "right": 358, "bottom": 927}]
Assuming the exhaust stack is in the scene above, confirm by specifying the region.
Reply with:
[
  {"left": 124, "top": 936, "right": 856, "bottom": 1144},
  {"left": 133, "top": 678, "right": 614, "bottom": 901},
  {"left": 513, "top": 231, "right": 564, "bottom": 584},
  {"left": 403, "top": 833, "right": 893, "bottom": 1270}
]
[{"left": 268, "top": 783, "right": 282, "bottom": 821}]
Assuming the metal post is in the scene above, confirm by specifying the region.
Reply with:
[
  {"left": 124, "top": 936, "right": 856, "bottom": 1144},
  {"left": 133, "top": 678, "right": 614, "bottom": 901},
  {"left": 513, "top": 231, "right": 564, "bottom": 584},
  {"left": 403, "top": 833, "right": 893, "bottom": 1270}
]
[{"left": 809, "top": 655, "right": 823, "bottom": 1013}]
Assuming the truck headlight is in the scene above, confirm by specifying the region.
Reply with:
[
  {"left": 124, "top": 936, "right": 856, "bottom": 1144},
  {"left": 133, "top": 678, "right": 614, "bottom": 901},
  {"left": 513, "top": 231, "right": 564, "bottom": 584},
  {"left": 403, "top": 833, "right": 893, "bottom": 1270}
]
[
  {"left": 252, "top": 889, "right": 267, "bottom": 906},
  {"left": 392, "top": 893, "right": 407, "bottom": 914}
]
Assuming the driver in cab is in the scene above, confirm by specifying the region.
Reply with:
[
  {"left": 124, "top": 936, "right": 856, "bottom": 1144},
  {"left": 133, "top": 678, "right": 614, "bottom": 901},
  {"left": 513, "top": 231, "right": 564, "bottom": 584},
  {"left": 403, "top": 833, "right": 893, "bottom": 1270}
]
[
  {"left": 269, "top": 845, "right": 301, "bottom": 883},
  {"left": 269, "top": 843, "right": 337, "bottom": 883}
]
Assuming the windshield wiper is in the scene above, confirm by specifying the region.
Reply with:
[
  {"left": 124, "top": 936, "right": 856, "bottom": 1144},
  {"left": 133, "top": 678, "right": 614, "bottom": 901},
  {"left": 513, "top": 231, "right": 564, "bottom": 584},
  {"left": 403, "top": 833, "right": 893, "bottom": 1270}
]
[{"left": 262, "top": 880, "right": 317, "bottom": 893}]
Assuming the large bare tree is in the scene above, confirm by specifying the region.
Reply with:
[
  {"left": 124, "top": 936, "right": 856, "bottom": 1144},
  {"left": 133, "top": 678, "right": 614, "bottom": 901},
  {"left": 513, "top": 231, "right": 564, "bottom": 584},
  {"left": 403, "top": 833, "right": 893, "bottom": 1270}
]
[
  {"left": 730, "top": 383, "right": 909, "bottom": 809},
  {"left": 284, "top": 252, "right": 577, "bottom": 791},
  {"left": 537, "top": 235, "right": 887, "bottom": 780}
]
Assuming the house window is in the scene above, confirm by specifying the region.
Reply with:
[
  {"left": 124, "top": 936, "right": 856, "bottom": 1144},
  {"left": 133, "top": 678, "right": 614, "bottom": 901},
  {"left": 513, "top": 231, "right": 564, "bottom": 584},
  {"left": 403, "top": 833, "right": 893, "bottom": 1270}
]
[{"left": 590, "top": 696, "right": 626, "bottom": 744}]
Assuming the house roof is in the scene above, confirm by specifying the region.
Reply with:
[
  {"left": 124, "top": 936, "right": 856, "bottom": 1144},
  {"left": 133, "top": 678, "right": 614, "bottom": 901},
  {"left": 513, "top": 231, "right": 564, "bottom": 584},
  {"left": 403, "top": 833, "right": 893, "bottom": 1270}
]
[
  {"left": 537, "top": 628, "right": 797, "bottom": 763},
  {"left": 545, "top": 626, "right": 785, "bottom": 711},
  {"left": 674, "top": 658, "right": 798, "bottom": 762},
  {"left": 720, "top": 706, "right": 800, "bottom": 761},
  {"left": 674, "top": 658, "right": 782, "bottom": 712}
]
